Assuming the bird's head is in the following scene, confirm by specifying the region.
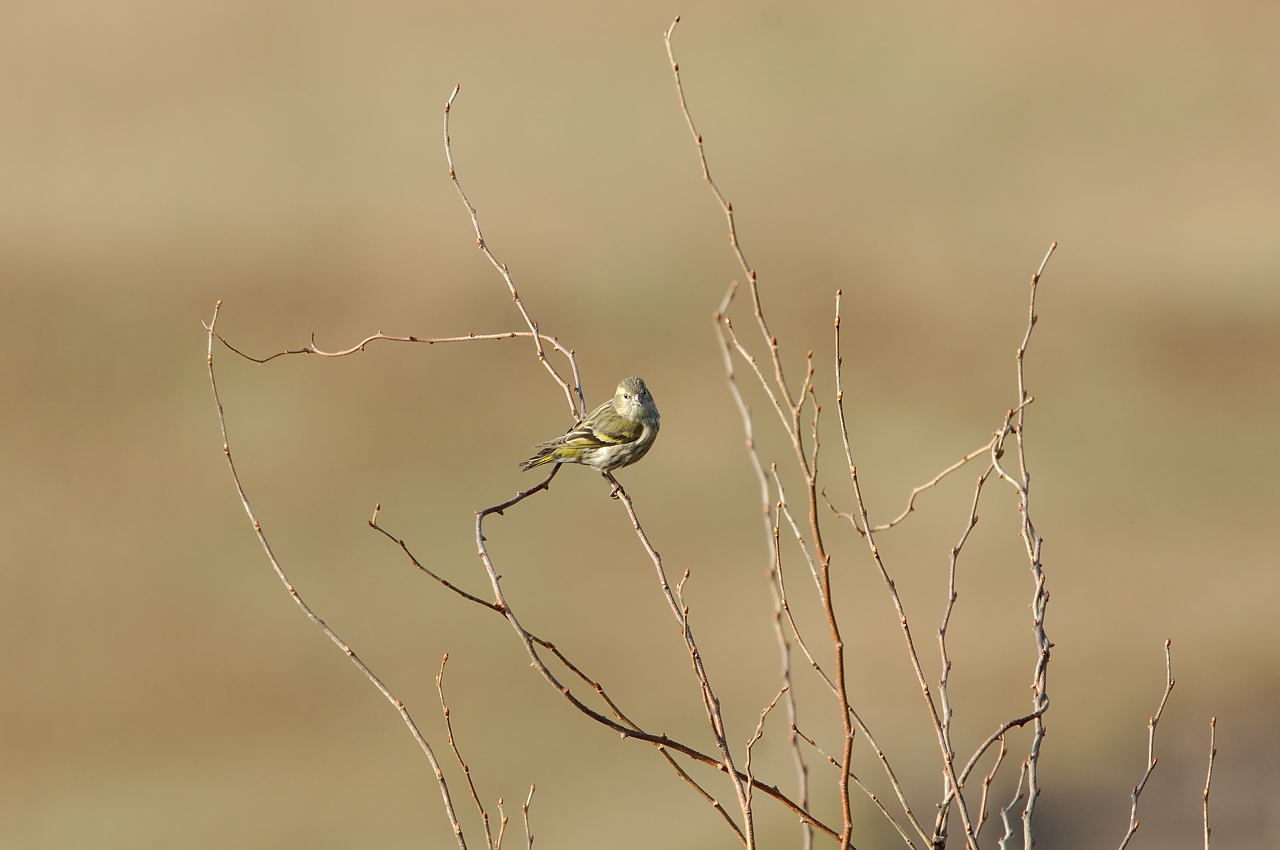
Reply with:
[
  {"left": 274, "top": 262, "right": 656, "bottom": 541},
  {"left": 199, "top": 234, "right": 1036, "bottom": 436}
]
[{"left": 613, "top": 376, "right": 659, "bottom": 424}]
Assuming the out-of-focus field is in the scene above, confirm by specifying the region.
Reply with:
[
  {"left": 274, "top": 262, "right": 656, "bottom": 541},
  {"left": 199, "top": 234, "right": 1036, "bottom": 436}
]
[{"left": 4, "top": 3, "right": 1277, "bottom": 848}]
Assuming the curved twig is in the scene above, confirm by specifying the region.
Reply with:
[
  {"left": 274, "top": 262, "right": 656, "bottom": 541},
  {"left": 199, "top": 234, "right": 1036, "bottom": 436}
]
[
  {"left": 444, "top": 85, "right": 584, "bottom": 418},
  {"left": 203, "top": 300, "right": 471, "bottom": 850}
]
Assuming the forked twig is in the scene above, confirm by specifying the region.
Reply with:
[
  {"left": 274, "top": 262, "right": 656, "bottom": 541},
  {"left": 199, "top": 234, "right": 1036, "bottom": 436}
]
[
  {"left": 494, "top": 799, "right": 509, "bottom": 850},
  {"left": 744, "top": 685, "right": 791, "bottom": 812},
  {"left": 870, "top": 439, "right": 998, "bottom": 532},
  {"left": 998, "top": 761, "right": 1028, "bottom": 850}
]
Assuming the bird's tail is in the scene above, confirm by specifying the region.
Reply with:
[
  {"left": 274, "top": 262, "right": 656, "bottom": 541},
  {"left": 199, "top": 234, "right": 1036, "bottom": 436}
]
[{"left": 519, "top": 451, "right": 554, "bottom": 471}]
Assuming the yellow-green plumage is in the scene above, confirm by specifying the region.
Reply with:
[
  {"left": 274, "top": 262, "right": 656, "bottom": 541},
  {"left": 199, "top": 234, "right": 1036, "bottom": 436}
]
[{"left": 520, "top": 377, "right": 660, "bottom": 473}]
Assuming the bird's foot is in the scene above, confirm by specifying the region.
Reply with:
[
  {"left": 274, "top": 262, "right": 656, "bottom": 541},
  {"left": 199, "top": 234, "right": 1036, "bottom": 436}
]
[{"left": 603, "top": 473, "right": 623, "bottom": 499}]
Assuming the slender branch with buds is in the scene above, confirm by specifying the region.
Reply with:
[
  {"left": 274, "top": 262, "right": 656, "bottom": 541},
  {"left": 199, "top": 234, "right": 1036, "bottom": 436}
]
[{"left": 1117, "top": 639, "right": 1176, "bottom": 850}]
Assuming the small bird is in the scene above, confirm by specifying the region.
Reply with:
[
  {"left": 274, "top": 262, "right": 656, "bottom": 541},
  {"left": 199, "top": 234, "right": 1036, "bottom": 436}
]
[{"left": 520, "top": 377, "right": 660, "bottom": 480}]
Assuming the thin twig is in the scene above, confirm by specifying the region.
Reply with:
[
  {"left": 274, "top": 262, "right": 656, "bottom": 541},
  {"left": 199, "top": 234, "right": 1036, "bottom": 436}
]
[
  {"left": 932, "top": 462, "right": 996, "bottom": 845},
  {"left": 720, "top": 317, "right": 803, "bottom": 455},
  {"left": 494, "top": 799, "right": 509, "bottom": 850},
  {"left": 790, "top": 726, "right": 921, "bottom": 850},
  {"left": 203, "top": 301, "right": 470, "bottom": 850},
  {"left": 744, "top": 685, "right": 791, "bottom": 818},
  {"left": 444, "top": 85, "right": 584, "bottom": 418},
  {"left": 370, "top": 504, "right": 499, "bottom": 612},
  {"left": 791, "top": 725, "right": 840, "bottom": 768},
  {"left": 436, "top": 653, "right": 493, "bottom": 849},
  {"left": 870, "top": 439, "right": 998, "bottom": 532},
  {"left": 214, "top": 328, "right": 578, "bottom": 371},
  {"left": 770, "top": 468, "right": 825, "bottom": 602},
  {"left": 998, "top": 761, "right": 1028, "bottom": 850},
  {"left": 1203, "top": 716, "right": 1216, "bottom": 850},
  {"left": 663, "top": 17, "right": 796, "bottom": 414},
  {"left": 954, "top": 707, "right": 1050, "bottom": 802},
  {"left": 660, "top": 752, "right": 749, "bottom": 844},
  {"left": 976, "top": 734, "right": 1008, "bottom": 838},
  {"left": 522, "top": 785, "right": 536, "bottom": 850},
  {"left": 1117, "top": 639, "right": 1176, "bottom": 850}
]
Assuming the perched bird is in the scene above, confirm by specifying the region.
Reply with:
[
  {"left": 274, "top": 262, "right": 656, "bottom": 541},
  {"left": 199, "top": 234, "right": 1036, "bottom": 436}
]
[{"left": 520, "top": 377, "right": 660, "bottom": 477}]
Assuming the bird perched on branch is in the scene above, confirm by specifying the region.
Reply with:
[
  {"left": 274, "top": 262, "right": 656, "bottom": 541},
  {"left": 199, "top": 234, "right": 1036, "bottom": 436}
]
[{"left": 520, "top": 377, "right": 660, "bottom": 478}]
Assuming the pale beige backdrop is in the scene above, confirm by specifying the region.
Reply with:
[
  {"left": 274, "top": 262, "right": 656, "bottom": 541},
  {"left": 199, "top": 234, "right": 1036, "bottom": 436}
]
[{"left": 4, "top": 2, "right": 1278, "bottom": 848}]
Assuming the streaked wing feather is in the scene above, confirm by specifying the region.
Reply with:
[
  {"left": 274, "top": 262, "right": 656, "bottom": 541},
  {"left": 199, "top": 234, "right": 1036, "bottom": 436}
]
[{"left": 532, "top": 399, "right": 640, "bottom": 449}]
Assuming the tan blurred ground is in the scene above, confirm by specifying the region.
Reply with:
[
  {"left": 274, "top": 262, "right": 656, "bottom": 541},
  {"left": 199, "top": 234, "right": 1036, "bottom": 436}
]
[{"left": 3, "top": 2, "right": 1278, "bottom": 848}]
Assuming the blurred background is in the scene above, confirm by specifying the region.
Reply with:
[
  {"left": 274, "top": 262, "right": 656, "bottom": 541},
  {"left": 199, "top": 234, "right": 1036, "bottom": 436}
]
[{"left": 4, "top": 2, "right": 1277, "bottom": 848}]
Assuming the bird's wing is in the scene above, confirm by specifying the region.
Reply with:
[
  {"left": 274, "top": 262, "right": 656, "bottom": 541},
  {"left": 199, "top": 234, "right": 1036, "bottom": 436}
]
[{"left": 534, "top": 401, "right": 641, "bottom": 449}]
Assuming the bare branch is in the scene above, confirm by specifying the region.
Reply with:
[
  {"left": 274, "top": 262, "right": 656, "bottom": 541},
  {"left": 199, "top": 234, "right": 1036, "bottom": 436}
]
[
  {"left": 370, "top": 504, "right": 500, "bottom": 613},
  {"left": 203, "top": 301, "right": 471, "bottom": 850},
  {"left": 214, "top": 327, "right": 578, "bottom": 373}
]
